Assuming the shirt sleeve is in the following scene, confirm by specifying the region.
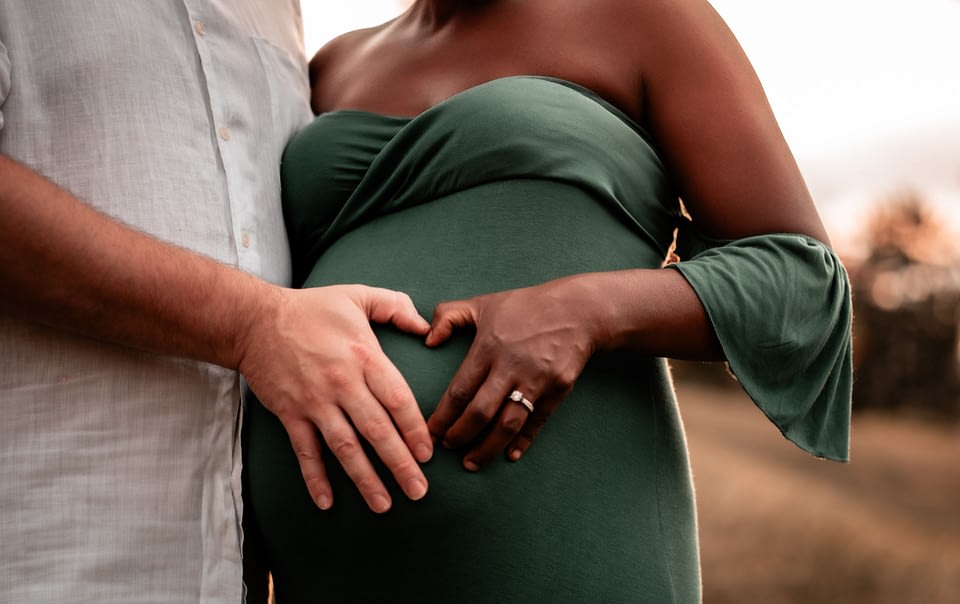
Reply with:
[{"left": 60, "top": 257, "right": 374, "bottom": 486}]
[
  {"left": 0, "top": 37, "right": 10, "bottom": 132},
  {"left": 670, "top": 227, "right": 853, "bottom": 462}
]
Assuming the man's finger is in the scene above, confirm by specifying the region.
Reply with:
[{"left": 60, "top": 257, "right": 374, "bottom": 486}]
[
  {"left": 363, "top": 287, "right": 431, "bottom": 334},
  {"left": 284, "top": 419, "right": 333, "bottom": 510},
  {"left": 339, "top": 383, "right": 429, "bottom": 505},
  {"left": 315, "top": 409, "right": 394, "bottom": 514},
  {"left": 364, "top": 353, "right": 434, "bottom": 463}
]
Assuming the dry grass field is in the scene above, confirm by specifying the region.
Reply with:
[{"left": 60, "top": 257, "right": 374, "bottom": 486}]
[{"left": 677, "top": 380, "right": 960, "bottom": 604}]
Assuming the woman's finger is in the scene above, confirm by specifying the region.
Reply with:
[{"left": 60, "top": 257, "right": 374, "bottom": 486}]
[
  {"left": 440, "top": 371, "right": 514, "bottom": 449},
  {"left": 426, "top": 345, "right": 490, "bottom": 442},
  {"left": 506, "top": 385, "right": 571, "bottom": 461},
  {"left": 425, "top": 299, "right": 478, "bottom": 347},
  {"left": 461, "top": 386, "right": 542, "bottom": 470}
]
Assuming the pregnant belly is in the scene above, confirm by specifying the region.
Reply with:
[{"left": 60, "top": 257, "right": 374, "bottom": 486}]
[
  {"left": 246, "top": 347, "right": 674, "bottom": 599},
  {"left": 301, "top": 178, "right": 666, "bottom": 402},
  {"left": 301, "top": 179, "right": 668, "bottom": 305},
  {"left": 246, "top": 181, "right": 690, "bottom": 598}
]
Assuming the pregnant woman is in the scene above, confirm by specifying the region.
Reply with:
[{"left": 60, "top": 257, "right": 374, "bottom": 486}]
[{"left": 244, "top": 1, "right": 852, "bottom": 601}]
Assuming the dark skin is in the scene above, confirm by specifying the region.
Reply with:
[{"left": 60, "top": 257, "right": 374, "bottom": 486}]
[{"left": 310, "top": 0, "right": 832, "bottom": 471}]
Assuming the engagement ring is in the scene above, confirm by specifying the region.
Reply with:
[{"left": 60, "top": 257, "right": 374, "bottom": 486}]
[{"left": 508, "top": 389, "right": 535, "bottom": 413}]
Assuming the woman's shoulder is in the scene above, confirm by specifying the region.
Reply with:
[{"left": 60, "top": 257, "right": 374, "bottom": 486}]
[{"left": 308, "top": 25, "right": 389, "bottom": 113}]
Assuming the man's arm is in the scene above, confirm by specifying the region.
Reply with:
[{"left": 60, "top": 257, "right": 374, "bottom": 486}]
[{"left": 0, "top": 153, "right": 433, "bottom": 512}]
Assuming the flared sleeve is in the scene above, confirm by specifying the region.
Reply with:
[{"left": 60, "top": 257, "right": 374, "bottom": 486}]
[{"left": 671, "top": 229, "right": 853, "bottom": 461}]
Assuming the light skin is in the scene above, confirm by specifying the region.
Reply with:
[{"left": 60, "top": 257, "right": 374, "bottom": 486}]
[
  {"left": 309, "top": 0, "right": 832, "bottom": 470},
  {"left": 0, "top": 153, "right": 433, "bottom": 513}
]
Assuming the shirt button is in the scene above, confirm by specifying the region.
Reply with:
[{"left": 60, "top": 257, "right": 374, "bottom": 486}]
[
  {"left": 195, "top": 21, "right": 206, "bottom": 36},
  {"left": 241, "top": 232, "right": 250, "bottom": 248},
  {"left": 219, "top": 126, "right": 231, "bottom": 141}
]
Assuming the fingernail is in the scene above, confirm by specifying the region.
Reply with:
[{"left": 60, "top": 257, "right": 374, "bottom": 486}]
[
  {"left": 442, "top": 439, "right": 454, "bottom": 450},
  {"left": 371, "top": 494, "right": 391, "bottom": 514},
  {"left": 407, "top": 478, "right": 428, "bottom": 500},
  {"left": 463, "top": 459, "right": 479, "bottom": 472},
  {"left": 415, "top": 442, "right": 433, "bottom": 462},
  {"left": 316, "top": 494, "right": 332, "bottom": 510},
  {"left": 508, "top": 449, "right": 522, "bottom": 461}
]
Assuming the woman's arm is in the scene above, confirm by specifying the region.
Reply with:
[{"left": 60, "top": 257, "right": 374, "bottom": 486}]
[
  {"left": 424, "top": 267, "right": 719, "bottom": 469},
  {"left": 427, "top": 0, "right": 849, "bottom": 468},
  {"left": 639, "top": 0, "right": 829, "bottom": 244}
]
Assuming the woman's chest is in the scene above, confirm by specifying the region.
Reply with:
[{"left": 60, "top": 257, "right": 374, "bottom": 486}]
[{"left": 314, "top": 14, "right": 646, "bottom": 121}]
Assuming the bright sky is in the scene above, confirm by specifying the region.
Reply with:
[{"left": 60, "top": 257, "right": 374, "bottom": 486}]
[{"left": 300, "top": 1, "right": 960, "bottom": 252}]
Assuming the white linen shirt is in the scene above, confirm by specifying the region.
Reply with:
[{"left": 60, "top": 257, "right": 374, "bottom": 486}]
[{"left": 0, "top": 2, "right": 312, "bottom": 601}]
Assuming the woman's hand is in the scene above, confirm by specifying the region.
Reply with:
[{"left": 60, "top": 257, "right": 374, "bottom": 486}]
[{"left": 425, "top": 278, "right": 600, "bottom": 470}]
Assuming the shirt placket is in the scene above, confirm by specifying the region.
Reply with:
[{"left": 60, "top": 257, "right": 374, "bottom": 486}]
[{"left": 181, "top": 1, "right": 258, "bottom": 275}]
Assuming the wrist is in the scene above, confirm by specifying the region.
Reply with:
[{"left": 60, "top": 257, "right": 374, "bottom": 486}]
[
  {"left": 568, "top": 269, "right": 666, "bottom": 353},
  {"left": 229, "top": 276, "right": 284, "bottom": 374},
  {"left": 550, "top": 273, "right": 623, "bottom": 354}
]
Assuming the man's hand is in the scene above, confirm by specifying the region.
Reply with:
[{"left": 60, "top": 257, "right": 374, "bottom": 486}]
[
  {"left": 0, "top": 154, "right": 434, "bottom": 513},
  {"left": 238, "top": 284, "right": 434, "bottom": 513}
]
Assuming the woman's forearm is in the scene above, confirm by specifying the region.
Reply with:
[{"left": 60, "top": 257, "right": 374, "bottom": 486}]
[{"left": 559, "top": 267, "right": 724, "bottom": 362}]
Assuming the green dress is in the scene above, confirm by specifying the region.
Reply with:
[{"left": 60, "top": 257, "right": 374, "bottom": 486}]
[{"left": 244, "top": 76, "right": 852, "bottom": 603}]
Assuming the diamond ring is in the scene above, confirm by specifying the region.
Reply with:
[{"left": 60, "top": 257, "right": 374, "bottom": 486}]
[{"left": 508, "top": 389, "right": 535, "bottom": 413}]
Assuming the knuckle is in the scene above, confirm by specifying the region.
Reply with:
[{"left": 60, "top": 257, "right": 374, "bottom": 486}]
[
  {"left": 294, "top": 445, "right": 318, "bottom": 464},
  {"left": 390, "top": 458, "right": 419, "bottom": 480},
  {"left": 554, "top": 367, "right": 579, "bottom": 390},
  {"left": 469, "top": 405, "right": 497, "bottom": 425},
  {"left": 352, "top": 474, "right": 380, "bottom": 494},
  {"left": 499, "top": 413, "right": 525, "bottom": 434},
  {"left": 348, "top": 342, "right": 376, "bottom": 366},
  {"left": 360, "top": 416, "right": 396, "bottom": 443},
  {"left": 327, "top": 435, "right": 361, "bottom": 460},
  {"left": 380, "top": 385, "right": 413, "bottom": 413},
  {"left": 303, "top": 475, "right": 327, "bottom": 491},
  {"left": 446, "top": 386, "right": 474, "bottom": 408},
  {"left": 324, "top": 365, "right": 352, "bottom": 391}
]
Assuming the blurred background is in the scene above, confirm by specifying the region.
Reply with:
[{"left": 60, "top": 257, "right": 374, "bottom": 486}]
[{"left": 299, "top": 2, "right": 960, "bottom": 601}]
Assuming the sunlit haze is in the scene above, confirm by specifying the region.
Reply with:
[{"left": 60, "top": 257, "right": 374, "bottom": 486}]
[{"left": 300, "top": 0, "right": 960, "bottom": 255}]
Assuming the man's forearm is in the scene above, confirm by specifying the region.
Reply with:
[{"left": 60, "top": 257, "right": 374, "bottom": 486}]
[
  {"left": 0, "top": 153, "right": 266, "bottom": 368},
  {"left": 1, "top": 153, "right": 437, "bottom": 511}
]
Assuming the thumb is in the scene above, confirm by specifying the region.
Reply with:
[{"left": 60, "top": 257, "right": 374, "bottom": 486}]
[
  {"left": 425, "top": 299, "right": 478, "bottom": 347},
  {"left": 361, "top": 287, "right": 431, "bottom": 335}
]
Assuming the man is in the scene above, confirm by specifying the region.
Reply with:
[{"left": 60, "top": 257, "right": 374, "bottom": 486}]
[{"left": 0, "top": 3, "right": 432, "bottom": 601}]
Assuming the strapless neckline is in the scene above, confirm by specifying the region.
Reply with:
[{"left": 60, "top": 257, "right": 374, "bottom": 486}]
[{"left": 316, "top": 75, "right": 649, "bottom": 138}]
